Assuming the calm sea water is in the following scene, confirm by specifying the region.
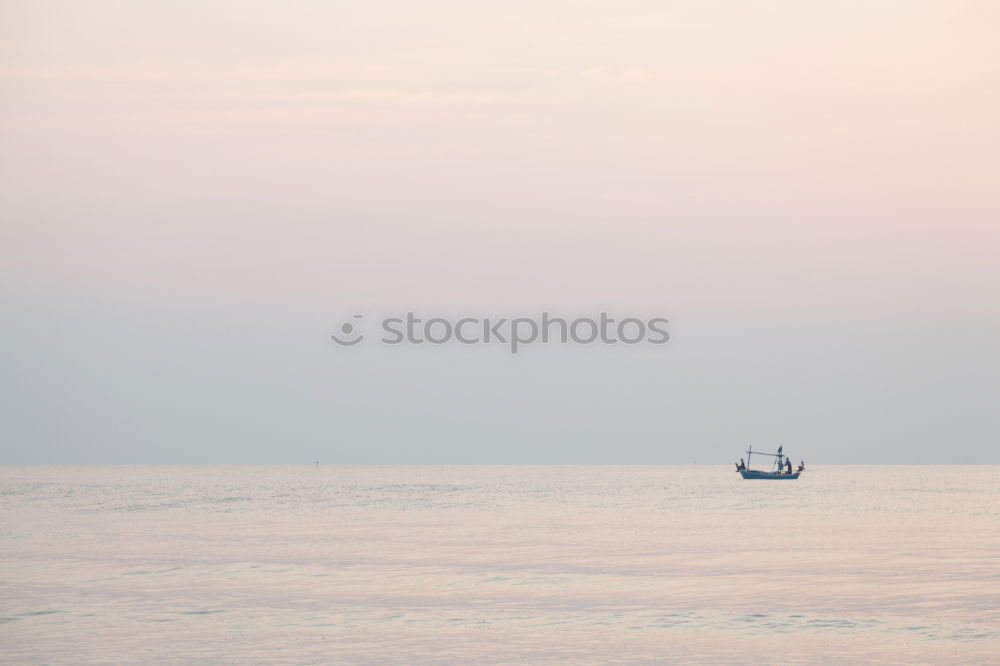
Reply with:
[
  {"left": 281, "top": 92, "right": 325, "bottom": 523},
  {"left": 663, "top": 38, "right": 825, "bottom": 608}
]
[{"left": 1, "top": 466, "right": 998, "bottom": 664}]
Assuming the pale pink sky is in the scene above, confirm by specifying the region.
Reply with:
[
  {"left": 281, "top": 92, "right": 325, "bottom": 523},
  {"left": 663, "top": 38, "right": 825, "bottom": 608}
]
[{"left": 1, "top": 1, "right": 998, "bottom": 462}]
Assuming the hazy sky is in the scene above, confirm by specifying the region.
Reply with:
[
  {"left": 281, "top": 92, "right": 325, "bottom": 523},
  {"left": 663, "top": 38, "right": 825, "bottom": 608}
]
[{"left": 2, "top": 0, "right": 998, "bottom": 462}]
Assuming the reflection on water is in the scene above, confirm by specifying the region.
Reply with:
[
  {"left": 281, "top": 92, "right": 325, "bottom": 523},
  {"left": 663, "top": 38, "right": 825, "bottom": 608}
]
[{"left": 1, "top": 466, "right": 998, "bottom": 664}]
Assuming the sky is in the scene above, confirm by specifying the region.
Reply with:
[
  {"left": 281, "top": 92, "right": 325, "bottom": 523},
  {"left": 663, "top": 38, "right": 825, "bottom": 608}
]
[{"left": 1, "top": 0, "right": 998, "bottom": 463}]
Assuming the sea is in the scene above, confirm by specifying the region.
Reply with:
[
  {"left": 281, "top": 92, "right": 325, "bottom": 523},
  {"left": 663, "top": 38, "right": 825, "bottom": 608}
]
[{"left": 1, "top": 465, "right": 998, "bottom": 665}]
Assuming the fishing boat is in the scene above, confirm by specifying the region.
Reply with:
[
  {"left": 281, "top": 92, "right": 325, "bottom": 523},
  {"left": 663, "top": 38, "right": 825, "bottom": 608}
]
[{"left": 735, "top": 445, "right": 803, "bottom": 480}]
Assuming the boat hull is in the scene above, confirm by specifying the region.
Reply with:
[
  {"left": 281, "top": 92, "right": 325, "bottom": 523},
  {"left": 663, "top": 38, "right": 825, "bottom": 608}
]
[{"left": 739, "top": 470, "right": 800, "bottom": 480}]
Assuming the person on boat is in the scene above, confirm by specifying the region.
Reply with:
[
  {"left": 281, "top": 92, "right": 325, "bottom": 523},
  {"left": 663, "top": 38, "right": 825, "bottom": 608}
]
[
  {"left": 786, "top": 458, "right": 793, "bottom": 474},
  {"left": 735, "top": 459, "right": 746, "bottom": 471},
  {"left": 797, "top": 461, "right": 805, "bottom": 473}
]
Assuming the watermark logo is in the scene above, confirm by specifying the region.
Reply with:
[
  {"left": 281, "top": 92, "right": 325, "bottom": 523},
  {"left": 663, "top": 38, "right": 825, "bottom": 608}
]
[
  {"left": 329, "top": 314, "right": 364, "bottom": 346},
  {"left": 331, "top": 312, "right": 669, "bottom": 353}
]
